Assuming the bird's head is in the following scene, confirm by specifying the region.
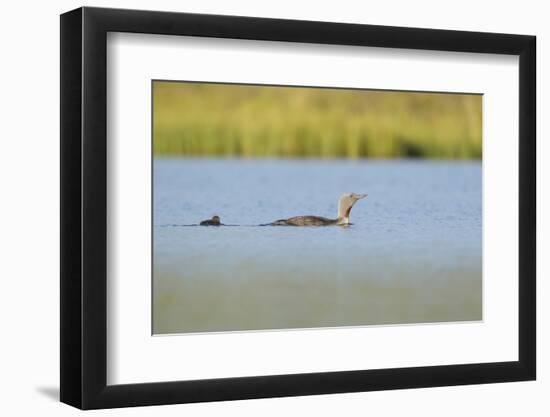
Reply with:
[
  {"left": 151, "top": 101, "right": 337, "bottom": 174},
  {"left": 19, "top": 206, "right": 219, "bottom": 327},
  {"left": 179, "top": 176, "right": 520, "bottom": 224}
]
[{"left": 337, "top": 192, "right": 367, "bottom": 224}]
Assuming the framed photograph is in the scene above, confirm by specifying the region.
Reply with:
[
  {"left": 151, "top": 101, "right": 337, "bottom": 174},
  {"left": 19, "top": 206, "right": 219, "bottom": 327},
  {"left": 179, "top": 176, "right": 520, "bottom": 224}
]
[{"left": 60, "top": 6, "right": 536, "bottom": 409}]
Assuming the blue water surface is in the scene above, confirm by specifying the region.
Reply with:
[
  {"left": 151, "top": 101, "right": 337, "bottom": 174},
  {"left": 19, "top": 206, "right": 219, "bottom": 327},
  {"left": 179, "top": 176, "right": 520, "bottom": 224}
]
[{"left": 153, "top": 158, "right": 482, "bottom": 334}]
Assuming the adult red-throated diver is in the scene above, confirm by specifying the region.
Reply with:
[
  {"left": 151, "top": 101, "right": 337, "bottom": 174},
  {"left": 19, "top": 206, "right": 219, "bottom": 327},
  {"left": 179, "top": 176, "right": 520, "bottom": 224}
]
[{"left": 270, "top": 193, "right": 367, "bottom": 226}]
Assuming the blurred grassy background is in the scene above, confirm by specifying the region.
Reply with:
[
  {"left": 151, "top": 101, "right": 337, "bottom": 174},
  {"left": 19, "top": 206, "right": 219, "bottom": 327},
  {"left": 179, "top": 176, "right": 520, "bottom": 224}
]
[{"left": 153, "top": 81, "right": 482, "bottom": 159}]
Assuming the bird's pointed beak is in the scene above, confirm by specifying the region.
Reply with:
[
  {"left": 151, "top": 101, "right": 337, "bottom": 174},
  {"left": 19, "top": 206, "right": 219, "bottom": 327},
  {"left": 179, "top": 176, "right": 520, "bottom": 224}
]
[{"left": 357, "top": 194, "right": 367, "bottom": 200}]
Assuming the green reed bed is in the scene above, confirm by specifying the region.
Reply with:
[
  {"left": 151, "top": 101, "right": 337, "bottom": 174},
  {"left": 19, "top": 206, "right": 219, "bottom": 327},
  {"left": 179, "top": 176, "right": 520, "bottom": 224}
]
[{"left": 153, "top": 82, "right": 482, "bottom": 159}]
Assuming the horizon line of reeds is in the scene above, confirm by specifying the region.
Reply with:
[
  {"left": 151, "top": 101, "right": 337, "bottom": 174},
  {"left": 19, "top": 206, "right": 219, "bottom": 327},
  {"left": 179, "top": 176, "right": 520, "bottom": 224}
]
[{"left": 153, "top": 82, "right": 482, "bottom": 159}]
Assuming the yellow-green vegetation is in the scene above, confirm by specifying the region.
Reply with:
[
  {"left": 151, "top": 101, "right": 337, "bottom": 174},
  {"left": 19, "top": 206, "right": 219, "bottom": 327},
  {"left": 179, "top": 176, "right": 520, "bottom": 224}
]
[{"left": 153, "top": 81, "right": 482, "bottom": 159}]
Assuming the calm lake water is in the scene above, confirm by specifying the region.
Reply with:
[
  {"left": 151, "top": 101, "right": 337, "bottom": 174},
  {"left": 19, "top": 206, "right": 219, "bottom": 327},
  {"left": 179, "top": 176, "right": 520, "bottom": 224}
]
[{"left": 153, "top": 158, "right": 482, "bottom": 334}]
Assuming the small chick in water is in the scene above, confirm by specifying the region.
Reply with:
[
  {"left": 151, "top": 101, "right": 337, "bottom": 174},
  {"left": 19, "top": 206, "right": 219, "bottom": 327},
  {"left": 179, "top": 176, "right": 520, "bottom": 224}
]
[{"left": 200, "top": 215, "right": 222, "bottom": 226}]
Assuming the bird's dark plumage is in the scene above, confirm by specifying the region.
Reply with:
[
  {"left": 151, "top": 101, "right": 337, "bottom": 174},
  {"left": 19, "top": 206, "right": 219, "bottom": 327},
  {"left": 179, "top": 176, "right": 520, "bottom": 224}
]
[
  {"left": 200, "top": 216, "right": 222, "bottom": 226},
  {"left": 270, "top": 216, "right": 338, "bottom": 226}
]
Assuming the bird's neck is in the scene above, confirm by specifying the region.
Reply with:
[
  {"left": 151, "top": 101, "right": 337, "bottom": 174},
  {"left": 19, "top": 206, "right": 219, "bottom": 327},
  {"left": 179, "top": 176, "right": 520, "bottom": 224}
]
[
  {"left": 337, "top": 204, "right": 352, "bottom": 224},
  {"left": 338, "top": 206, "right": 351, "bottom": 224}
]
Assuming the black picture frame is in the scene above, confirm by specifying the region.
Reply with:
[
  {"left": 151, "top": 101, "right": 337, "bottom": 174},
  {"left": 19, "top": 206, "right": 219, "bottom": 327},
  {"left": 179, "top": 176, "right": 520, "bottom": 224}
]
[{"left": 60, "top": 6, "right": 536, "bottom": 410}]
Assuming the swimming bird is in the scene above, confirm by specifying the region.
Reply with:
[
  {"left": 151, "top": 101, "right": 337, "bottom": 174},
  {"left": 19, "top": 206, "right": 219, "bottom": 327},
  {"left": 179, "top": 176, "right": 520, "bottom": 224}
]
[
  {"left": 200, "top": 215, "right": 222, "bottom": 226},
  {"left": 270, "top": 193, "right": 367, "bottom": 226}
]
